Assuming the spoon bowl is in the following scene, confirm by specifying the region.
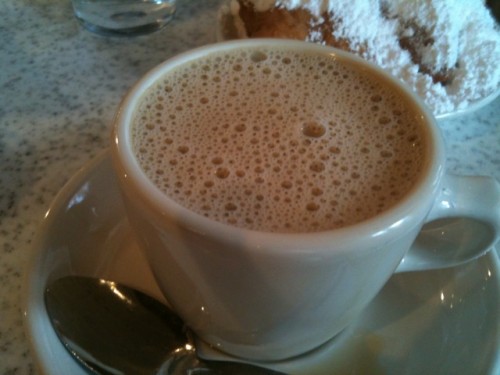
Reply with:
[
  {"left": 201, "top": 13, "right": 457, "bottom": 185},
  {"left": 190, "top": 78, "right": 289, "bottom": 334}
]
[{"left": 44, "top": 276, "right": 284, "bottom": 374}]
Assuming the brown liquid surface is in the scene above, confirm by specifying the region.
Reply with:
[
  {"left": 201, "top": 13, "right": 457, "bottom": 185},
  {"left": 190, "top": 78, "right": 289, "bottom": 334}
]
[{"left": 132, "top": 46, "right": 428, "bottom": 232}]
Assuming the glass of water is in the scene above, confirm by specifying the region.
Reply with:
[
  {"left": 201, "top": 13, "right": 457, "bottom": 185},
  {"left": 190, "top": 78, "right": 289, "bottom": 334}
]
[{"left": 72, "top": 0, "right": 176, "bottom": 36}]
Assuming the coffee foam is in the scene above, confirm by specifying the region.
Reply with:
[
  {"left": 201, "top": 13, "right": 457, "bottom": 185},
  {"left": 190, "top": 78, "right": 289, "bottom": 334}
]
[{"left": 132, "top": 47, "right": 427, "bottom": 233}]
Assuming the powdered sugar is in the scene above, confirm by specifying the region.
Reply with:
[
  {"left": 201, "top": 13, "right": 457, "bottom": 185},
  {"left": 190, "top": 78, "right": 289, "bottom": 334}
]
[{"left": 221, "top": 0, "right": 500, "bottom": 116}]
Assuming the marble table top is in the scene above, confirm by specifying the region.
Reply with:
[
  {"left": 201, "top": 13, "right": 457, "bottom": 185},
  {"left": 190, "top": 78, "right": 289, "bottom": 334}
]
[{"left": 0, "top": 0, "right": 498, "bottom": 373}]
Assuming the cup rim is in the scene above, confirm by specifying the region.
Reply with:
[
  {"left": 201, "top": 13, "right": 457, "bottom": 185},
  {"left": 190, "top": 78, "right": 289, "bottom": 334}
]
[{"left": 111, "top": 38, "right": 445, "bottom": 251}]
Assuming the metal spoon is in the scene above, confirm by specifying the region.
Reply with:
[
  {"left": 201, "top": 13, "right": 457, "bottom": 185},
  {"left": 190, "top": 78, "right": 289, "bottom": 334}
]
[{"left": 44, "top": 276, "right": 285, "bottom": 375}]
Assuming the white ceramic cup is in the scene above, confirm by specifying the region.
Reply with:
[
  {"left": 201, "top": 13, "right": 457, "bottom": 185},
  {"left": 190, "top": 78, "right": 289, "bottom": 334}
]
[{"left": 111, "top": 39, "right": 500, "bottom": 361}]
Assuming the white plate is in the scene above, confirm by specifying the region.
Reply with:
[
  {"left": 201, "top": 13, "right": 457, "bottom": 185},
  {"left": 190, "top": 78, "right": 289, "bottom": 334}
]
[
  {"left": 216, "top": 10, "right": 500, "bottom": 121},
  {"left": 23, "top": 150, "right": 500, "bottom": 375},
  {"left": 435, "top": 88, "right": 500, "bottom": 120}
]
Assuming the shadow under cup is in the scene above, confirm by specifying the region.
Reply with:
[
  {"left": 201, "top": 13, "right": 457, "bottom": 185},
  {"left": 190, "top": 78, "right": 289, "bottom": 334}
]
[{"left": 111, "top": 39, "right": 446, "bottom": 361}]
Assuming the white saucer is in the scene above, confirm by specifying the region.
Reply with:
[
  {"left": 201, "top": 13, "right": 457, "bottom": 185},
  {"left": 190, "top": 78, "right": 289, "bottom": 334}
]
[{"left": 23, "top": 150, "right": 500, "bottom": 375}]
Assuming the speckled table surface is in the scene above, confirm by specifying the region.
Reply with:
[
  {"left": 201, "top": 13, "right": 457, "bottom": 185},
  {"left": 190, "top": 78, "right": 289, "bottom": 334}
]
[{"left": 0, "top": 0, "right": 499, "bottom": 374}]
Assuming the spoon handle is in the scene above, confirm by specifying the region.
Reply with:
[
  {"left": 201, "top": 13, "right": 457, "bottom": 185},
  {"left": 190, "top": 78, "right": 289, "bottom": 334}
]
[{"left": 159, "top": 351, "right": 286, "bottom": 375}]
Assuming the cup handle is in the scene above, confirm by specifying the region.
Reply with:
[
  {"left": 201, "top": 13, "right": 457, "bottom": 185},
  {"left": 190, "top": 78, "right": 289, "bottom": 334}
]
[{"left": 396, "top": 174, "right": 500, "bottom": 272}]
